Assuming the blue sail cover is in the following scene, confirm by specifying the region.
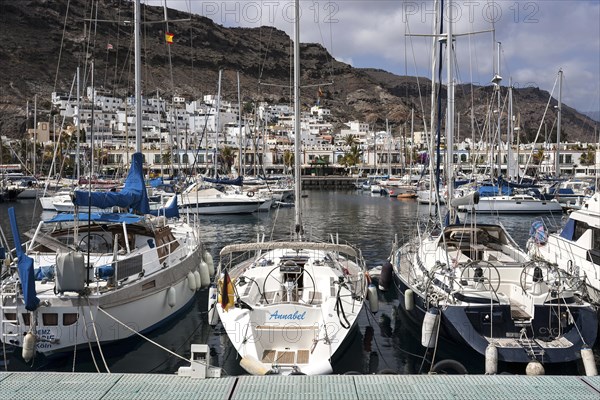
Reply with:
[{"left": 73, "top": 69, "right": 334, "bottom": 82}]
[
  {"left": 74, "top": 152, "right": 150, "bottom": 214},
  {"left": 8, "top": 208, "right": 40, "bottom": 311},
  {"left": 150, "top": 195, "right": 180, "bottom": 218}
]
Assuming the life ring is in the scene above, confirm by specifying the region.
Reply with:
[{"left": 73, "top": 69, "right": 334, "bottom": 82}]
[
  {"left": 247, "top": 191, "right": 255, "bottom": 197},
  {"left": 430, "top": 359, "right": 468, "bottom": 375}
]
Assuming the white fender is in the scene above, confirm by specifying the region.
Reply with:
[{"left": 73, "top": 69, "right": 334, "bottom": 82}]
[
  {"left": 203, "top": 251, "right": 215, "bottom": 277},
  {"left": 187, "top": 271, "right": 197, "bottom": 291},
  {"left": 22, "top": 331, "right": 36, "bottom": 362},
  {"left": 526, "top": 360, "right": 545, "bottom": 376},
  {"left": 404, "top": 289, "right": 414, "bottom": 311},
  {"left": 367, "top": 284, "right": 379, "bottom": 313},
  {"left": 485, "top": 343, "right": 498, "bottom": 375},
  {"left": 207, "top": 285, "right": 219, "bottom": 326},
  {"left": 167, "top": 286, "right": 177, "bottom": 308},
  {"left": 240, "top": 355, "right": 270, "bottom": 375},
  {"left": 581, "top": 346, "right": 598, "bottom": 376},
  {"left": 193, "top": 270, "right": 202, "bottom": 291},
  {"left": 421, "top": 308, "right": 439, "bottom": 348},
  {"left": 199, "top": 261, "right": 210, "bottom": 288}
]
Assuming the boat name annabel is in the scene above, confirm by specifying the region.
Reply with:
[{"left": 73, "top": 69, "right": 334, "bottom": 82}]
[{"left": 268, "top": 310, "right": 307, "bottom": 321}]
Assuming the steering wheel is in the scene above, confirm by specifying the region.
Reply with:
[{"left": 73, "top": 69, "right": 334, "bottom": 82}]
[
  {"left": 79, "top": 233, "right": 111, "bottom": 253},
  {"left": 459, "top": 260, "right": 501, "bottom": 292},
  {"left": 519, "top": 260, "right": 562, "bottom": 294},
  {"left": 262, "top": 264, "right": 316, "bottom": 304}
]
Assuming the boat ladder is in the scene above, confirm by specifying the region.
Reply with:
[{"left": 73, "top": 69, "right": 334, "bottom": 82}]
[
  {"left": 517, "top": 337, "right": 545, "bottom": 359},
  {"left": 0, "top": 294, "right": 20, "bottom": 346}
]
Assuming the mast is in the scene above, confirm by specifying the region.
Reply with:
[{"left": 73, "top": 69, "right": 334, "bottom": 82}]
[
  {"left": 427, "top": 0, "right": 440, "bottom": 215},
  {"left": 76, "top": 67, "right": 81, "bottom": 179},
  {"left": 507, "top": 77, "right": 514, "bottom": 180},
  {"left": 445, "top": 0, "right": 455, "bottom": 220},
  {"left": 215, "top": 69, "right": 222, "bottom": 177},
  {"left": 556, "top": 68, "right": 563, "bottom": 178},
  {"left": 134, "top": 0, "right": 142, "bottom": 153},
  {"left": 293, "top": 0, "right": 303, "bottom": 239},
  {"left": 33, "top": 94, "right": 37, "bottom": 176},
  {"left": 237, "top": 71, "right": 243, "bottom": 176},
  {"left": 492, "top": 42, "right": 502, "bottom": 178}
]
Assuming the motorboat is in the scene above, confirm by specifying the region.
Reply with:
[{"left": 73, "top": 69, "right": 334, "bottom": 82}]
[{"left": 527, "top": 192, "right": 600, "bottom": 304}]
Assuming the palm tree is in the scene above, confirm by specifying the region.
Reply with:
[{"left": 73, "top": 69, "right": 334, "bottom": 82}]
[
  {"left": 341, "top": 144, "right": 363, "bottom": 175},
  {"left": 344, "top": 135, "right": 358, "bottom": 147},
  {"left": 218, "top": 146, "right": 236, "bottom": 174}
]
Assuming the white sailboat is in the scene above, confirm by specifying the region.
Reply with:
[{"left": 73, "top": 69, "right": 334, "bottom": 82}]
[
  {"left": 207, "top": 1, "right": 368, "bottom": 375},
  {"left": 0, "top": 0, "right": 206, "bottom": 363},
  {"left": 387, "top": 0, "right": 597, "bottom": 373}
]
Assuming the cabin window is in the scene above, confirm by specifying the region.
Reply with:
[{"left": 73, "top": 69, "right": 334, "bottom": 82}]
[
  {"left": 4, "top": 313, "right": 16, "bottom": 323},
  {"left": 142, "top": 280, "right": 156, "bottom": 291},
  {"left": 592, "top": 228, "right": 600, "bottom": 251},
  {"left": 63, "top": 313, "right": 78, "bottom": 326},
  {"left": 43, "top": 313, "right": 59, "bottom": 326},
  {"left": 573, "top": 221, "right": 589, "bottom": 242},
  {"left": 22, "top": 313, "right": 31, "bottom": 326}
]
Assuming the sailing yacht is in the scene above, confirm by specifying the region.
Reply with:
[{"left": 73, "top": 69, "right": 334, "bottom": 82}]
[
  {"left": 388, "top": 0, "right": 596, "bottom": 373},
  {"left": 0, "top": 1, "right": 205, "bottom": 362},
  {"left": 207, "top": 0, "right": 368, "bottom": 375}
]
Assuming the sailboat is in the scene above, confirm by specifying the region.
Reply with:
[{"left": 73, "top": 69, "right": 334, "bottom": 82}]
[
  {"left": 387, "top": 0, "right": 597, "bottom": 373},
  {"left": 0, "top": 0, "right": 206, "bottom": 363},
  {"left": 207, "top": 0, "right": 368, "bottom": 375}
]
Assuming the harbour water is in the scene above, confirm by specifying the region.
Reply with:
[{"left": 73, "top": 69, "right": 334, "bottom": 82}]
[{"left": 0, "top": 190, "right": 596, "bottom": 375}]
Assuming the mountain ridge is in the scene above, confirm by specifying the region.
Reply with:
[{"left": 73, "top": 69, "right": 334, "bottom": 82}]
[{"left": 0, "top": 0, "right": 597, "bottom": 143}]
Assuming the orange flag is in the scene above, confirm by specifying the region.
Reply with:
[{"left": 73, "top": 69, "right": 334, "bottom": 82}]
[{"left": 165, "top": 32, "right": 174, "bottom": 44}]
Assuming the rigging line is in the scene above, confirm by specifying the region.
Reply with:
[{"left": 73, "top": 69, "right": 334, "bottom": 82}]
[
  {"left": 84, "top": 296, "right": 111, "bottom": 373},
  {"left": 53, "top": 0, "right": 72, "bottom": 92},
  {"left": 520, "top": 73, "right": 559, "bottom": 180},
  {"left": 163, "top": 0, "right": 176, "bottom": 92},
  {"left": 79, "top": 302, "right": 102, "bottom": 373},
  {"left": 97, "top": 306, "right": 190, "bottom": 363},
  {"left": 404, "top": 19, "right": 430, "bottom": 141}
]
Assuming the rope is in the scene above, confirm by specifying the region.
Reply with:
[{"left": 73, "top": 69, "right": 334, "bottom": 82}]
[
  {"left": 96, "top": 307, "right": 188, "bottom": 363},
  {"left": 84, "top": 296, "right": 110, "bottom": 373},
  {"left": 79, "top": 302, "right": 102, "bottom": 372}
]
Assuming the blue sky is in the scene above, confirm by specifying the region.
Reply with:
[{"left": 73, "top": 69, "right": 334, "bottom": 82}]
[{"left": 149, "top": 1, "right": 600, "bottom": 116}]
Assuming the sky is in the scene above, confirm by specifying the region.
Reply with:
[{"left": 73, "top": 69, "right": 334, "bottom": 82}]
[{"left": 147, "top": 0, "right": 600, "bottom": 116}]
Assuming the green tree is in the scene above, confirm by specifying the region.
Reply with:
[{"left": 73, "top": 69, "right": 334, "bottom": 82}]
[
  {"left": 580, "top": 150, "right": 595, "bottom": 165},
  {"left": 341, "top": 144, "right": 363, "bottom": 175},
  {"left": 218, "top": 146, "right": 236, "bottom": 173}
]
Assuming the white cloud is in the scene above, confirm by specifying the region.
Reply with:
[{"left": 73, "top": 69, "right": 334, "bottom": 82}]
[{"left": 152, "top": 0, "right": 599, "bottom": 113}]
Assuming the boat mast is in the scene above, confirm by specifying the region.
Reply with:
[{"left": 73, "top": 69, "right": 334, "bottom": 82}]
[
  {"left": 293, "top": 0, "right": 303, "bottom": 239},
  {"left": 445, "top": 0, "right": 455, "bottom": 221},
  {"left": 237, "top": 71, "right": 243, "bottom": 176},
  {"left": 134, "top": 0, "right": 142, "bottom": 153},
  {"left": 555, "top": 68, "right": 563, "bottom": 178},
  {"left": 215, "top": 69, "right": 222, "bottom": 178}
]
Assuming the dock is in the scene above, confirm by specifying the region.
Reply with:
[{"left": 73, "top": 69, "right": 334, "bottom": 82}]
[
  {"left": 2, "top": 372, "right": 600, "bottom": 399},
  {"left": 301, "top": 176, "right": 358, "bottom": 190}
]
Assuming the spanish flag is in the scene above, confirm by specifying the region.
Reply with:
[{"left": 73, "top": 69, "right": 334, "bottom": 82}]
[{"left": 165, "top": 32, "right": 174, "bottom": 45}]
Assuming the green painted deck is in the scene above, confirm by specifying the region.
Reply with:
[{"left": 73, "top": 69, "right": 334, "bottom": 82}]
[{"left": 1, "top": 372, "right": 599, "bottom": 399}]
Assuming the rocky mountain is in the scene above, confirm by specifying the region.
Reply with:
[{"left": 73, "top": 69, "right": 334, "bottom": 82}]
[{"left": 0, "top": 0, "right": 597, "bottom": 143}]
